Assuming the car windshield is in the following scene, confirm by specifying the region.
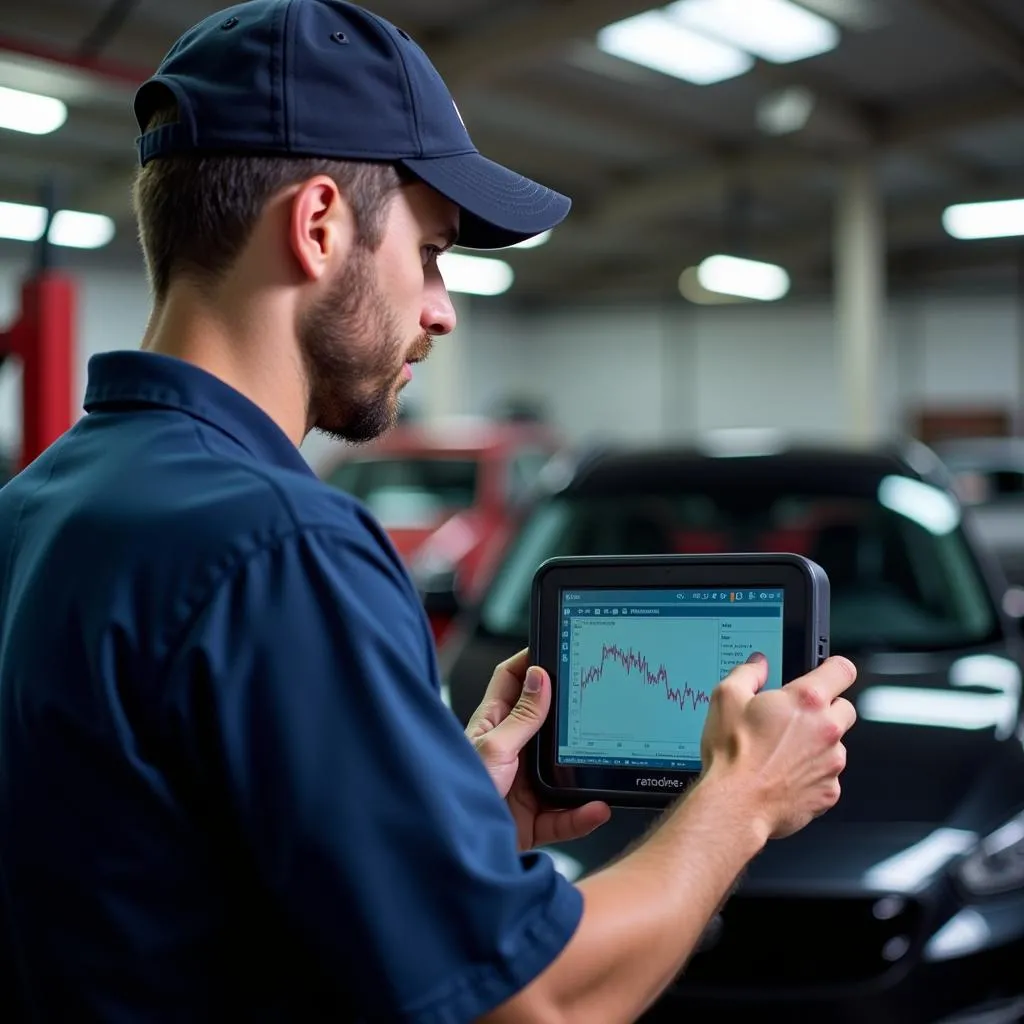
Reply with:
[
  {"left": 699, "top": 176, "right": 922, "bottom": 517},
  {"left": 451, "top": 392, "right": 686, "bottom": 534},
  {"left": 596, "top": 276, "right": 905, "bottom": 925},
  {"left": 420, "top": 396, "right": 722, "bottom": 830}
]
[
  {"left": 477, "top": 472, "right": 1002, "bottom": 653},
  {"left": 325, "top": 456, "right": 479, "bottom": 528}
]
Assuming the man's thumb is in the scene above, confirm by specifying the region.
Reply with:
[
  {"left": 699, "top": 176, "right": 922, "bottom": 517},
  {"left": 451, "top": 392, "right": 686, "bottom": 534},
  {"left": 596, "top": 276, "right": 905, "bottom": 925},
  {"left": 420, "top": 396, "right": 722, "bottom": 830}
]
[{"left": 496, "top": 666, "right": 550, "bottom": 745}]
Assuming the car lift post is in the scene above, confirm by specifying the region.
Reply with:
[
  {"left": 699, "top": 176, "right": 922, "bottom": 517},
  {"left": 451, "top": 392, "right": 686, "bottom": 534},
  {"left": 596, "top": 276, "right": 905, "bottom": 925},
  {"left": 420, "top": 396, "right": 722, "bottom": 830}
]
[{"left": 0, "top": 184, "right": 77, "bottom": 472}]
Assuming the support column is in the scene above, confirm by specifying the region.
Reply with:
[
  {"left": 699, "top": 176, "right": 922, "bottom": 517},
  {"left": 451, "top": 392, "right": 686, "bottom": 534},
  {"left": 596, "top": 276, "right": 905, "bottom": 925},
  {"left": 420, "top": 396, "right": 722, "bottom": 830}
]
[{"left": 834, "top": 158, "right": 886, "bottom": 443}]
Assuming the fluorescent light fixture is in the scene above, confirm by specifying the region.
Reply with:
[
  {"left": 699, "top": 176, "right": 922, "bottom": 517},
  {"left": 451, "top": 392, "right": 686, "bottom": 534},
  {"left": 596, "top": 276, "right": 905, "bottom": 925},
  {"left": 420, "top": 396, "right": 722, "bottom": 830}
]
[
  {"left": 0, "top": 200, "right": 115, "bottom": 249},
  {"left": 942, "top": 198, "right": 1024, "bottom": 240},
  {"left": 668, "top": 0, "right": 840, "bottom": 63},
  {"left": 697, "top": 254, "right": 790, "bottom": 301},
  {"left": 0, "top": 84, "right": 67, "bottom": 135},
  {"left": 509, "top": 230, "right": 552, "bottom": 250},
  {"left": 0, "top": 200, "right": 44, "bottom": 242},
  {"left": 877, "top": 475, "right": 960, "bottom": 536},
  {"left": 49, "top": 210, "right": 116, "bottom": 249},
  {"left": 438, "top": 252, "right": 514, "bottom": 296},
  {"left": 597, "top": 9, "right": 752, "bottom": 85}
]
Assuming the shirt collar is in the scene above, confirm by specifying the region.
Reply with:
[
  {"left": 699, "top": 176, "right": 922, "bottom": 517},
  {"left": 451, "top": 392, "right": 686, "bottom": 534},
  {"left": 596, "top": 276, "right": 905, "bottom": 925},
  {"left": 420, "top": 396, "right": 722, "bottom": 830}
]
[{"left": 83, "top": 350, "right": 316, "bottom": 478}]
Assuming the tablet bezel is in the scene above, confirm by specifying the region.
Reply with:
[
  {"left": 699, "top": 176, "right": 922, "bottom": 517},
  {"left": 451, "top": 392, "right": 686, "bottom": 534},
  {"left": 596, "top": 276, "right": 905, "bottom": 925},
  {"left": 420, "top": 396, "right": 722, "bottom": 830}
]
[{"left": 528, "top": 553, "right": 829, "bottom": 809}]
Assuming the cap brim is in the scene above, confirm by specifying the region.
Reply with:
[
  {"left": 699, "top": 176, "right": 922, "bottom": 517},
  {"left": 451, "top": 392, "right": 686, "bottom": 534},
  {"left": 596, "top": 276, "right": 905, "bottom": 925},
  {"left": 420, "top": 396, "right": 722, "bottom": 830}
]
[{"left": 400, "top": 151, "right": 571, "bottom": 250}]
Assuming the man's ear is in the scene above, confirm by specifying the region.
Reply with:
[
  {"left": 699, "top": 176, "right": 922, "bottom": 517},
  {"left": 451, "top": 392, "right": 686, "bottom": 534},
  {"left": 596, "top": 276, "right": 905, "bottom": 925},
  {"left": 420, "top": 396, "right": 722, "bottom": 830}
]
[{"left": 288, "top": 175, "right": 355, "bottom": 282}]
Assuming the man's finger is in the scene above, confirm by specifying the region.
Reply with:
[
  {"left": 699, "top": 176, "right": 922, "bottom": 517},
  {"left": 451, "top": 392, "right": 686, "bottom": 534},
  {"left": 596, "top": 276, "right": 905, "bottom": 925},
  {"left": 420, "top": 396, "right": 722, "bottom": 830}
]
[
  {"left": 535, "top": 802, "right": 612, "bottom": 847},
  {"left": 790, "top": 656, "right": 858, "bottom": 703},
  {"left": 828, "top": 695, "right": 858, "bottom": 735},
  {"left": 718, "top": 652, "right": 769, "bottom": 699}
]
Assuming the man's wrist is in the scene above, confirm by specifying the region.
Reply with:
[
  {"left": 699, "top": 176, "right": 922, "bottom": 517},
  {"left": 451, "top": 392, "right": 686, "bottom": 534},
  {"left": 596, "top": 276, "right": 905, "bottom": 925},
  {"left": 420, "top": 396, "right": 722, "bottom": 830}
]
[{"left": 687, "top": 764, "right": 772, "bottom": 856}]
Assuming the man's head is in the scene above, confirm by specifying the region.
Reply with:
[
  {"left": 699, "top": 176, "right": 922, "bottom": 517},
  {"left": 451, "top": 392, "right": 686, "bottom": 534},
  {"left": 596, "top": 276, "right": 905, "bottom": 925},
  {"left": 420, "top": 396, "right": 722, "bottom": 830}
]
[{"left": 130, "top": 0, "right": 571, "bottom": 442}]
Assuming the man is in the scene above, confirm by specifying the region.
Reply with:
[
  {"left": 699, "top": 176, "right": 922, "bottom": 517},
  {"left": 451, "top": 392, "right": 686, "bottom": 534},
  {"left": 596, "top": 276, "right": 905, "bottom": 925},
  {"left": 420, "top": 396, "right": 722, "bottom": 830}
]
[{"left": 0, "top": 2, "right": 857, "bottom": 1022}]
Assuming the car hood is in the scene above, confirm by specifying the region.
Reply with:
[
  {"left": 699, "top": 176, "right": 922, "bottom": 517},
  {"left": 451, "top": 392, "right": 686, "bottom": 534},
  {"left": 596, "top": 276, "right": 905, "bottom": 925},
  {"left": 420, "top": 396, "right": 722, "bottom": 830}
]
[{"left": 442, "top": 633, "right": 1024, "bottom": 892}]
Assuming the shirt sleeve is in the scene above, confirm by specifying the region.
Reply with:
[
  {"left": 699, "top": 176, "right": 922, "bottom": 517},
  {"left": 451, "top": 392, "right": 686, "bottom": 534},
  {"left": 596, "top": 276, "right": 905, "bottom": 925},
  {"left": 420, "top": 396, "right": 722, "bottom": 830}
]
[{"left": 159, "top": 523, "right": 582, "bottom": 1023}]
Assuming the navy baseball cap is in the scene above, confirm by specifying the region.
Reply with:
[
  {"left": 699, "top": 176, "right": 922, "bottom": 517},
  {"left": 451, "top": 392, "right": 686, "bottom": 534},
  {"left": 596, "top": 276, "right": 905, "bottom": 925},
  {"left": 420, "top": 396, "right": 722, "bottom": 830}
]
[{"left": 133, "top": 0, "right": 571, "bottom": 249}]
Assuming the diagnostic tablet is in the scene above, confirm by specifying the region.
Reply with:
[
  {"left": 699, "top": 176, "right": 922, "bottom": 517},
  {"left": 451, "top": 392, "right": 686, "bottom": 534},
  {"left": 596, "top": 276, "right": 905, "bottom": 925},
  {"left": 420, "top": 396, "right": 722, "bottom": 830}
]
[{"left": 527, "top": 553, "right": 830, "bottom": 809}]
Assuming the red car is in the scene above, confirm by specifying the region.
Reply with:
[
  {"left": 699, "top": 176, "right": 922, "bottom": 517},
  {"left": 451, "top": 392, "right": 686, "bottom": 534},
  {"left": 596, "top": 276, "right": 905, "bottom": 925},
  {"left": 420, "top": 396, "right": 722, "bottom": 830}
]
[{"left": 319, "top": 416, "right": 563, "bottom": 640}]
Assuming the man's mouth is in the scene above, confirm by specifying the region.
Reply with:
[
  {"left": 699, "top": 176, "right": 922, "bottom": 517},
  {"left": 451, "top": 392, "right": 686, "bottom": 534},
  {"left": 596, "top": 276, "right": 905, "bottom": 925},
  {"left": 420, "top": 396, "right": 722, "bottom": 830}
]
[
  {"left": 407, "top": 335, "right": 434, "bottom": 365},
  {"left": 401, "top": 337, "right": 433, "bottom": 382}
]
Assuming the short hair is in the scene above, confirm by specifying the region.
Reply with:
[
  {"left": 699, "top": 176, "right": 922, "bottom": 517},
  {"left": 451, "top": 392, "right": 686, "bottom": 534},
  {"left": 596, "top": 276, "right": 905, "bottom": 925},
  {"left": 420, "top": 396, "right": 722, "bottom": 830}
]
[{"left": 131, "top": 99, "right": 405, "bottom": 302}]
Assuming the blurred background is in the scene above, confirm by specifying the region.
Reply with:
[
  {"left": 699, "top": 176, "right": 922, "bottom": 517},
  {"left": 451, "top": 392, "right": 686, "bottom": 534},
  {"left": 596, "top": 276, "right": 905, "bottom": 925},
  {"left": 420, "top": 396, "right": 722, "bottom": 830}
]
[
  {"left": 3, "top": 2, "right": 1024, "bottom": 1021},
  {"left": 2, "top": 1, "right": 1024, "bottom": 572}
]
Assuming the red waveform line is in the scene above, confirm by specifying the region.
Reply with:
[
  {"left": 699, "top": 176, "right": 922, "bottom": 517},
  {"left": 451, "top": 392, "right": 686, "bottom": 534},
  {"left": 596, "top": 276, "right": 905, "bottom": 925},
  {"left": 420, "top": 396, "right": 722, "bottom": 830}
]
[{"left": 581, "top": 643, "right": 710, "bottom": 712}]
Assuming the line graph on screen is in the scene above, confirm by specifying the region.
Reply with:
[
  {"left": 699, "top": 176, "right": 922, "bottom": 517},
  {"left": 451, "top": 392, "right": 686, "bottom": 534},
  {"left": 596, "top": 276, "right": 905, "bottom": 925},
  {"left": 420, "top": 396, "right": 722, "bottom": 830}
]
[{"left": 570, "top": 616, "right": 718, "bottom": 749}]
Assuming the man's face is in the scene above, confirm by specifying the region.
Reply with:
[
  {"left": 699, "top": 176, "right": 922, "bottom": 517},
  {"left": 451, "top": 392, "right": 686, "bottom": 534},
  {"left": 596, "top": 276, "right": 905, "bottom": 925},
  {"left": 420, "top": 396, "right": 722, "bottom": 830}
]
[{"left": 299, "top": 181, "right": 458, "bottom": 443}]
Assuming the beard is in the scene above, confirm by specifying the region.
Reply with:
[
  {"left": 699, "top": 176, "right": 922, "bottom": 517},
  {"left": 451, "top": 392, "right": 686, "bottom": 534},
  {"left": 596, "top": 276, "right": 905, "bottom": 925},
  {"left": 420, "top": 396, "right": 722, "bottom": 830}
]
[{"left": 298, "top": 246, "right": 432, "bottom": 444}]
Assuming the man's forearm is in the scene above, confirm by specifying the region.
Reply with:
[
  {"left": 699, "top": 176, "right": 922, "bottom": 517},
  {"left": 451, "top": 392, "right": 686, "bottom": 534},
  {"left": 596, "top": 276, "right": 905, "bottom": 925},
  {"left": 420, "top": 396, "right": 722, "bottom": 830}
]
[
  {"left": 484, "top": 773, "right": 768, "bottom": 1024},
  {"left": 559, "top": 774, "right": 766, "bottom": 1023}
]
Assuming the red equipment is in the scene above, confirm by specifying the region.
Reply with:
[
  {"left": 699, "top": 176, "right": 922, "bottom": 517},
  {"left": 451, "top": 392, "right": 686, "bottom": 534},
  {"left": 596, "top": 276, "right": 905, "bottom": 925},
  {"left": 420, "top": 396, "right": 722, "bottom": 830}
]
[{"left": 0, "top": 271, "right": 77, "bottom": 472}]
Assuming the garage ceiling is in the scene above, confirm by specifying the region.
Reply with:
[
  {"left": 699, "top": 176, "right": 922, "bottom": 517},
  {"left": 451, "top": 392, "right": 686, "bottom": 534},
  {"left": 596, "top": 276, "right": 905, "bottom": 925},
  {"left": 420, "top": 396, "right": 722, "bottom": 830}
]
[{"left": 0, "top": 0, "right": 1021, "bottom": 305}]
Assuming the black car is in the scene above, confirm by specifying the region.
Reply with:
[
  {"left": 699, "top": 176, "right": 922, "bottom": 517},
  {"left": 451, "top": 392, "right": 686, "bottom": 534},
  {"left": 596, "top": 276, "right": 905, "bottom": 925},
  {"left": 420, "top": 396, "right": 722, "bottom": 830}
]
[{"left": 438, "top": 441, "right": 1024, "bottom": 1024}]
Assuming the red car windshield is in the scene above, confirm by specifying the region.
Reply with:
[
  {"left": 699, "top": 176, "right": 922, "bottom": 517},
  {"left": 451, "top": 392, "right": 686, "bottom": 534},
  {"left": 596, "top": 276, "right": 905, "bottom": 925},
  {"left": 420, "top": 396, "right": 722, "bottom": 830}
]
[{"left": 325, "top": 456, "right": 479, "bottom": 528}]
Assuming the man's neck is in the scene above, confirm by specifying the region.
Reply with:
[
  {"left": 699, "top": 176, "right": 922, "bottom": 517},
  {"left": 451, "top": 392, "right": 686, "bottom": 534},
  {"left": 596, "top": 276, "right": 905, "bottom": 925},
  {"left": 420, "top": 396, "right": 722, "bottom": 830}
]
[{"left": 141, "top": 286, "right": 309, "bottom": 447}]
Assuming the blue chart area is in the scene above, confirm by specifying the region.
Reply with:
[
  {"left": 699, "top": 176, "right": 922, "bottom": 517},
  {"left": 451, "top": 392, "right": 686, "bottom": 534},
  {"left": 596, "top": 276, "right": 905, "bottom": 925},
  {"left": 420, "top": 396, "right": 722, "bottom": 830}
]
[{"left": 568, "top": 616, "right": 719, "bottom": 757}]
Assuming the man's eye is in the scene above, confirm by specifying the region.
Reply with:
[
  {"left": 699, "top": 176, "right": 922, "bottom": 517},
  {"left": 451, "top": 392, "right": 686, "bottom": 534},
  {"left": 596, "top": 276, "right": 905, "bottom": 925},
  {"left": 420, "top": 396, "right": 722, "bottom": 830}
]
[{"left": 423, "top": 245, "right": 443, "bottom": 266}]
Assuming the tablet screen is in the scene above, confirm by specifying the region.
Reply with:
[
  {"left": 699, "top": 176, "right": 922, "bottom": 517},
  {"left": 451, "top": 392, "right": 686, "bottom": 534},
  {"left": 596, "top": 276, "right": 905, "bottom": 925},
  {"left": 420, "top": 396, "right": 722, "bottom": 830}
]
[{"left": 557, "top": 587, "right": 784, "bottom": 771}]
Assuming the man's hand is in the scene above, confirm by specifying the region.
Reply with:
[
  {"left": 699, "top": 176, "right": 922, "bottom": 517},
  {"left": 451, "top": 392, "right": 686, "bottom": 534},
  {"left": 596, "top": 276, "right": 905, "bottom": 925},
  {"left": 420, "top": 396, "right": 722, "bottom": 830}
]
[
  {"left": 466, "top": 649, "right": 612, "bottom": 852},
  {"left": 700, "top": 652, "right": 858, "bottom": 840}
]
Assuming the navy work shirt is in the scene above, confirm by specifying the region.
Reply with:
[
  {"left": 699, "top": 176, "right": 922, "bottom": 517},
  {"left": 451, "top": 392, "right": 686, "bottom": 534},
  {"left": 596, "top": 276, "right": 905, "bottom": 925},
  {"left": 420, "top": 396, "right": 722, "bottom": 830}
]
[{"left": 0, "top": 351, "right": 581, "bottom": 1022}]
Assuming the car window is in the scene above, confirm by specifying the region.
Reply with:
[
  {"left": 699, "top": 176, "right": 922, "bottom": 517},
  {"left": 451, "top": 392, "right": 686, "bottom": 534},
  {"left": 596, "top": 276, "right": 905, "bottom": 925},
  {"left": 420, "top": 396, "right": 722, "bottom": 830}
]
[
  {"left": 326, "top": 457, "right": 479, "bottom": 528},
  {"left": 478, "top": 476, "right": 1001, "bottom": 653},
  {"left": 949, "top": 468, "right": 1024, "bottom": 505}
]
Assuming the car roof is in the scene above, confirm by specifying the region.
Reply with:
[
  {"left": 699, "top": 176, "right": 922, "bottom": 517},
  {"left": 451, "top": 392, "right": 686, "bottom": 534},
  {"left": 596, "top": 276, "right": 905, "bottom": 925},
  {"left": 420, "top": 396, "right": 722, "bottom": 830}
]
[{"left": 543, "top": 435, "right": 953, "bottom": 496}]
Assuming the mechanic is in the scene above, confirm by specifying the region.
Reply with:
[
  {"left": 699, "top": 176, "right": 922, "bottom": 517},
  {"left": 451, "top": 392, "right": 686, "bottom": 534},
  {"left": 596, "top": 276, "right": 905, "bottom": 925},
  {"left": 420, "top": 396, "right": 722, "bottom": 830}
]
[{"left": 0, "top": 2, "right": 858, "bottom": 1022}]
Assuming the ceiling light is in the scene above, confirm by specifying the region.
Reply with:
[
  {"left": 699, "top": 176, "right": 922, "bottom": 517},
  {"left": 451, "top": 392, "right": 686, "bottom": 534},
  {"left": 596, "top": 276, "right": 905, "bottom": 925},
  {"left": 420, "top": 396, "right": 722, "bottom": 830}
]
[
  {"left": 0, "top": 200, "right": 45, "bottom": 242},
  {"left": 438, "top": 252, "right": 514, "bottom": 296},
  {"left": 0, "top": 201, "right": 115, "bottom": 249},
  {"left": 597, "top": 9, "right": 752, "bottom": 86},
  {"left": 49, "top": 210, "right": 116, "bottom": 249},
  {"left": 697, "top": 254, "right": 790, "bottom": 301},
  {"left": 942, "top": 198, "right": 1024, "bottom": 240},
  {"left": 0, "top": 84, "right": 67, "bottom": 135},
  {"left": 509, "top": 230, "right": 552, "bottom": 250},
  {"left": 668, "top": 0, "right": 840, "bottom": 63}
]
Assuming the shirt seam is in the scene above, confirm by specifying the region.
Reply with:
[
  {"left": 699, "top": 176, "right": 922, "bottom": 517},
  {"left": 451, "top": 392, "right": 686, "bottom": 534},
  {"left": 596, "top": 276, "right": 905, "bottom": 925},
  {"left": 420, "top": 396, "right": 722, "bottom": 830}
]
[
  {"left": 188, "top": 419, "right": 364, "bottom": 537},
  {"left": 155, "top": 522, "right": 371, "bottom": 688}
]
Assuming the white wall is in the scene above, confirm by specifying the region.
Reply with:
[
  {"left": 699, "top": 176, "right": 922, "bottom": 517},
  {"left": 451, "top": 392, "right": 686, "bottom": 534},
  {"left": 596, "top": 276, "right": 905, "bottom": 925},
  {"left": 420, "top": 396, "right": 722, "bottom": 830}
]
[{"left": 2, "top": 255, "right": 1021, "bottom": 468}]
